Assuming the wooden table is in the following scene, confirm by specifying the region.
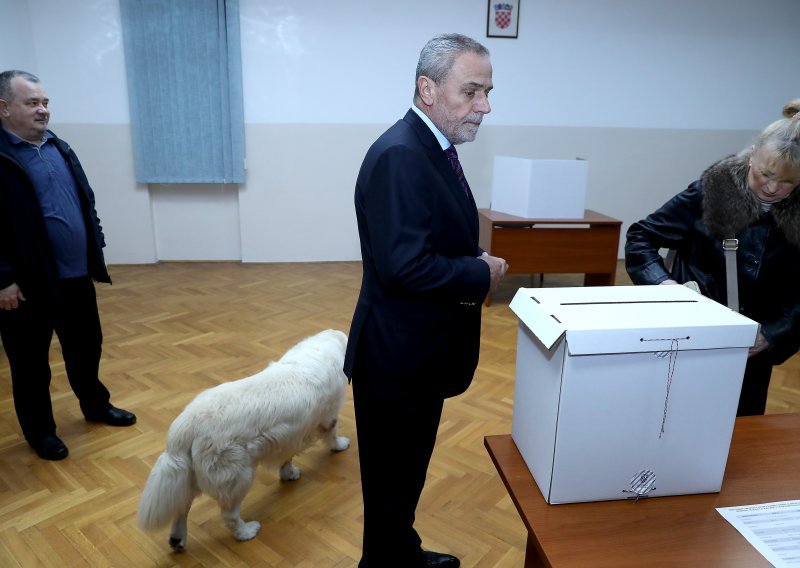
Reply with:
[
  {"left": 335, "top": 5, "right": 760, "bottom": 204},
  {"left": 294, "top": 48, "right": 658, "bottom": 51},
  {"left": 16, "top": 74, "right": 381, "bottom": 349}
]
[
  {"left": 485, "top": 413, "right": 800, "bottom": 567},
  {"left": 478, "top": 209, "right": 621, "bottom": 304}
]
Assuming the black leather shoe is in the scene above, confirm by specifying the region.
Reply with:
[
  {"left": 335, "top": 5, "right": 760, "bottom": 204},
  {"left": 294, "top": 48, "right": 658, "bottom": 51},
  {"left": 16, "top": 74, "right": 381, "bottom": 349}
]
[
  {"left": 30, "top": 435, "right": 69, "bottom": 461},
  {"left": 423, "top": 551, "right": 460, "bottom": 568},
  {"left": 85, "top": 406, "right": 137, "bottom": 426}
]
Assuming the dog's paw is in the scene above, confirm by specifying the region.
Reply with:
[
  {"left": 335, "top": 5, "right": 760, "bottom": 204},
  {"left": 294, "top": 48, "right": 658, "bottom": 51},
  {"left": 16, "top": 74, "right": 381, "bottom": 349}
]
[
  {"left": 234, "top": 520, "right": 261, "bottom": 541},
  {"left": 332, "top": 436, "right": 350, "bottom": 452},
  {"left": 279, "top": 462, "right": 301, "bottom": 481},
  {"left": 168, "top": 536, "right": 186, "bottom": 552}
]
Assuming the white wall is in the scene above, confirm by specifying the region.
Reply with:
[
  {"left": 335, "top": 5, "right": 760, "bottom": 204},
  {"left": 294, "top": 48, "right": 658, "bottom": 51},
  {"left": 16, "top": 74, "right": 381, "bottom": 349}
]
[
  {"left": 0, "top": 3, "right": 35, "bottom": 72},
  {"left": 2, "top": 0, "right": 798, "bottom": 263},
  {"left": 241, "top": 0, "right": 796, "bottom": 130}
]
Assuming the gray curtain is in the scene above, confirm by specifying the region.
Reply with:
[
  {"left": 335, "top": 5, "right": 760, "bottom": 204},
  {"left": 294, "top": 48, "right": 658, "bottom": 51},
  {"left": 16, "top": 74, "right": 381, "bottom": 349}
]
[{"left": 119, "top": 0, "right": 245, "bottom": 183}]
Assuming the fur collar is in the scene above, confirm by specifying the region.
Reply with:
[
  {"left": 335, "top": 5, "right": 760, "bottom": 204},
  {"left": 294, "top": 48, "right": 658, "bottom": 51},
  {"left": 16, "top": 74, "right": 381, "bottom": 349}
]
[{"left": 701, "top": 151, "right": 800, "bottom": 248}]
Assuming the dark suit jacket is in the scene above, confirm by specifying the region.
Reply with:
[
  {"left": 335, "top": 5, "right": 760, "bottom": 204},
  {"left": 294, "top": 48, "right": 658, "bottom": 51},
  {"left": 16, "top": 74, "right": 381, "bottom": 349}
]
[{"left": 344, "top": 109, "right": 490, "bottom": 398}]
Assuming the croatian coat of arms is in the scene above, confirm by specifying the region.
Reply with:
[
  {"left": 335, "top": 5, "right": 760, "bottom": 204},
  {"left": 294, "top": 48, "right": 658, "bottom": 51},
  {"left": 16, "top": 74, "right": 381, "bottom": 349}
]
[{"left": 494, "top": 3, "right": 514, "bottom": 29}]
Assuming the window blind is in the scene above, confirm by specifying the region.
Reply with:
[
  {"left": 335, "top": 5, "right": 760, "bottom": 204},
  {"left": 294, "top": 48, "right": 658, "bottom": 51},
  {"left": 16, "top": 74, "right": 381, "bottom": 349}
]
[{"left": 119, "top": 0, "right": 245, "bottom": 183}]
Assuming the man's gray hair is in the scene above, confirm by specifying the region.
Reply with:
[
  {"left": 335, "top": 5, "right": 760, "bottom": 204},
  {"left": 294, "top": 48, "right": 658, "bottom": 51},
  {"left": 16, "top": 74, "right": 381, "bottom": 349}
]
[
  {"left": 0, "top": 70, "right": 41, "bottom": 102},
  {"left": 413, "top": 34, "right": 489, "bottom": 101}
]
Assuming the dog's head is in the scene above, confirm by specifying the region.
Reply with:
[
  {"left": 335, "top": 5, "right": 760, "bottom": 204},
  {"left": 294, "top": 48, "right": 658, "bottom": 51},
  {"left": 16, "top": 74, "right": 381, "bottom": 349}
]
[
  {"left": 317, "top": 329, "right": 348, "bottom": 351},
  {"left": 279, "top": 329, "right": 348, "bottom": 374}
]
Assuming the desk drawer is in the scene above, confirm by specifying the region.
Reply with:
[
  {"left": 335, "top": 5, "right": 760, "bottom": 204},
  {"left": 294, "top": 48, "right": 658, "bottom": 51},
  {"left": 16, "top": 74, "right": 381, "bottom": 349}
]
[{"left": 489, "top": 226, "right": 618, "bottom": 274}]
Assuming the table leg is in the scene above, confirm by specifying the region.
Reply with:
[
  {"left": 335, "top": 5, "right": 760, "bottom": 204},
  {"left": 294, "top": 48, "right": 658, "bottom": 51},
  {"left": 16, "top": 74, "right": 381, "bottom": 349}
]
[
  {"left": 525, "top": 533, "right": 548, "bottom": 568},
  {"left": 584, "top": 272, "right": 614, "bottom": 286}
]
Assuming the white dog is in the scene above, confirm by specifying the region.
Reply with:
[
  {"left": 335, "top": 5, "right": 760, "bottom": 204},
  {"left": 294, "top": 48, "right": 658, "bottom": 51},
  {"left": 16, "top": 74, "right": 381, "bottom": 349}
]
[{"left": 137, "top": 329, "right": 350, "bottom": 551}]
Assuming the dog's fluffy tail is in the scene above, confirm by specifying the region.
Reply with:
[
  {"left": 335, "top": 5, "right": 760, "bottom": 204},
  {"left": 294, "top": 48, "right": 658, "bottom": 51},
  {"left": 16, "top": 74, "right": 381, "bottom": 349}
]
[{"left": 137, "top": 451, "right": 194, "bottom": 531}]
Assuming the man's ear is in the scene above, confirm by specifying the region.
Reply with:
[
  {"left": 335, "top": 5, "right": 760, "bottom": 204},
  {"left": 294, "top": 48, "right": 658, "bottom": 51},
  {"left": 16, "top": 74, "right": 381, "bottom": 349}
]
[
  {"left": 0, "top": 99, "right": 9, "bottom": 118},
  {"left": 417, "top": 76, "right": 435, "bottom": 107}
]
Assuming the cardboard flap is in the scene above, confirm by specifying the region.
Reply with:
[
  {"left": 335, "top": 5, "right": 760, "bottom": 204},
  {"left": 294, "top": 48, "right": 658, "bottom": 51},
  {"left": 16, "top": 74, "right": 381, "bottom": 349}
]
[{"left": 510, "top": 289, "right": 566, "bottom": 349}]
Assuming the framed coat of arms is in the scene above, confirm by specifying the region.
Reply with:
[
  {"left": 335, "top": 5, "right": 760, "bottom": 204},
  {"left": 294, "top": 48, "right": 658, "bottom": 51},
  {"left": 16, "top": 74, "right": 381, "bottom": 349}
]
[{"left": 487, "top": 0, "right": 520, "bottom": 38}]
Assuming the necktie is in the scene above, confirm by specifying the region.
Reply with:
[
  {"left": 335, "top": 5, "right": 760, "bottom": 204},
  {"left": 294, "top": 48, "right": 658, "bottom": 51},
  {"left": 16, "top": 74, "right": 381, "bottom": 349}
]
[{"left": 445, "top": 145, "right": 471, "bottom": 197}]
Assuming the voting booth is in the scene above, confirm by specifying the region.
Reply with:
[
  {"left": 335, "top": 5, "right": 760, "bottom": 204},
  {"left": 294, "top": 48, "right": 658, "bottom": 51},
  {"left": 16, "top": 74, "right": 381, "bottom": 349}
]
[
  {"left": 490, "top": 156, "right": 588, "bottom": 219},
  {"left": 509, "top": 285, "right": 759, "bottom": 504}
]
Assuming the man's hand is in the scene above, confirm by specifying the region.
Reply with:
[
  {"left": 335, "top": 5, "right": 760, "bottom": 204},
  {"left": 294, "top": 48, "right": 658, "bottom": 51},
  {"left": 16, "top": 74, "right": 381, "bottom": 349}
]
[
  {"left": 479, "top": 252, "right": 508, "bottom": 297},
  {"left": 0, "top": 283, "right": 25, "bottom": 311}
]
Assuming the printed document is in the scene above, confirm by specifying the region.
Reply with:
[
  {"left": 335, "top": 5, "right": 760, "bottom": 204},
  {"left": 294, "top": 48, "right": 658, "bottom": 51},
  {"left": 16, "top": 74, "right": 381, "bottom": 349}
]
[{"left": 717, "top": 500, "right": 800, "bottom": 567}]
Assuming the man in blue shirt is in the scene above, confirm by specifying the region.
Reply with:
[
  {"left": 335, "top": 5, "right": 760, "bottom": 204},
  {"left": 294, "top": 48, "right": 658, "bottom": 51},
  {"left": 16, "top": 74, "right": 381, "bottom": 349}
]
[{"left": 0, "top": 70, "right": 135, "bottom": 461}]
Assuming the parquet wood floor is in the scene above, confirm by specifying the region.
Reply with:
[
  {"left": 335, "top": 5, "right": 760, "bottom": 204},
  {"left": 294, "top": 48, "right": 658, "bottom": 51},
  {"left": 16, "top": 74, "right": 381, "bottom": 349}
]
[{"left": 0, "top": 261, "right": 797, "bottom": 567}]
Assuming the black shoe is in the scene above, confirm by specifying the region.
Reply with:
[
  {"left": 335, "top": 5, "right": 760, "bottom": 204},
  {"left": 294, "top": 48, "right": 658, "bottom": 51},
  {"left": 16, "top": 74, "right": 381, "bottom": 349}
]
[
  {"left": 30, "top": 435, "right": 69, "bottom": 461},
  {"left": 85, "top": 405, "right": 137, "bottom": 426},
  {"left": 423, "top": 551, "right": 460, "bottom": 568}
]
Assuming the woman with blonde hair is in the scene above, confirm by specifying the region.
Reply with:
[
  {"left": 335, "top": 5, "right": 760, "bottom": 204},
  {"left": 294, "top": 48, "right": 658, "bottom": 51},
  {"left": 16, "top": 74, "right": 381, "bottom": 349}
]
[{"left": 626, "top": 99, "right": 800, "bottom": 416}]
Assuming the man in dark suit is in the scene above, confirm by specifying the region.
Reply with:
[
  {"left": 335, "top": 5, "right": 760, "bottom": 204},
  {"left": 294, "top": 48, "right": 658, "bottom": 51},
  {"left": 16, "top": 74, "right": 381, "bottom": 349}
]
[{"left": 344, "top": 34, "right": 507, "bottom": 568}]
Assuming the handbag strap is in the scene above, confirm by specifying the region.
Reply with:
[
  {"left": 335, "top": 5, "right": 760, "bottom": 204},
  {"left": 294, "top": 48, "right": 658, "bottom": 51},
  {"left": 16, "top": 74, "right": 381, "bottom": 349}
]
[{"left": 722, "top": 238, "right": 739, "bottom": 312}]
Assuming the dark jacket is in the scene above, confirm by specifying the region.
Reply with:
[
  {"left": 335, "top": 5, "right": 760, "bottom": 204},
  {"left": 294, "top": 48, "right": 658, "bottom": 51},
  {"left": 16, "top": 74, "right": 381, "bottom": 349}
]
[
  {"left": 0, "top": 128, "right": 110, "bottom": 303},
  {"left": 626, "top": 151, "right": 800, "bottom": 364},
  {"left": 344, "top": 109, "right": 490, "bottom": 398}
]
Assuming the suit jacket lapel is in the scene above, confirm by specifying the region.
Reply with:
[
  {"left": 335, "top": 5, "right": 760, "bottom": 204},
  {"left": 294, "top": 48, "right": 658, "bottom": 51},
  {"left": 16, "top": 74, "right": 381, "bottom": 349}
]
[{"left": 402, "top": 110, "right": 480, "bottom": 241}]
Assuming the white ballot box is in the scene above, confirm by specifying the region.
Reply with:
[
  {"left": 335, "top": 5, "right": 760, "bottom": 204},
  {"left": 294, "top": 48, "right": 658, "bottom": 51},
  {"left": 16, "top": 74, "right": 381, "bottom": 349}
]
[
  {"left": 490, "top": 156, "right": 587, "bottom": 219},
  {"left": 508, "top": 285, "right": 759, "bottom": 504}
]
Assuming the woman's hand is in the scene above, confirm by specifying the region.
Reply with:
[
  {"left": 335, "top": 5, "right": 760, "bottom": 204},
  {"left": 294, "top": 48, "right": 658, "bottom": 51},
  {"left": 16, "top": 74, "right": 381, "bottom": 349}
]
[{"left": 748, "top": 332, "right": 769, "bottom": 357}]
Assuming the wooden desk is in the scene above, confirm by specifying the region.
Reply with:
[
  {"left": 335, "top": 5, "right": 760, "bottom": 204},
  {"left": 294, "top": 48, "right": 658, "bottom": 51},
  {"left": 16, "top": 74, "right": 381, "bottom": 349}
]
[
  {"left": 478, "top": 209, "right": 621, "bottom": 304},
  {"left": 485, "top": 413, "right": 800, "bottom": 567}
]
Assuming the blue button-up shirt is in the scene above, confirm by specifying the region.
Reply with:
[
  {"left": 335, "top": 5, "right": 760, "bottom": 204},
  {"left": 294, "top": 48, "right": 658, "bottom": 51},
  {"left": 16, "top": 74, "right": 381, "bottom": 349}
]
[{"left": 7, "top": 130, "right": 88, "bottom": 278}]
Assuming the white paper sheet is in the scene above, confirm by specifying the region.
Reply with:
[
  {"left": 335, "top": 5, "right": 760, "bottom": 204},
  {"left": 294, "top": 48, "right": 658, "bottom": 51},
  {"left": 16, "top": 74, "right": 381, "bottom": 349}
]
[{"left": 717, "top": 500, "right": 800, "bottom": 567}]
